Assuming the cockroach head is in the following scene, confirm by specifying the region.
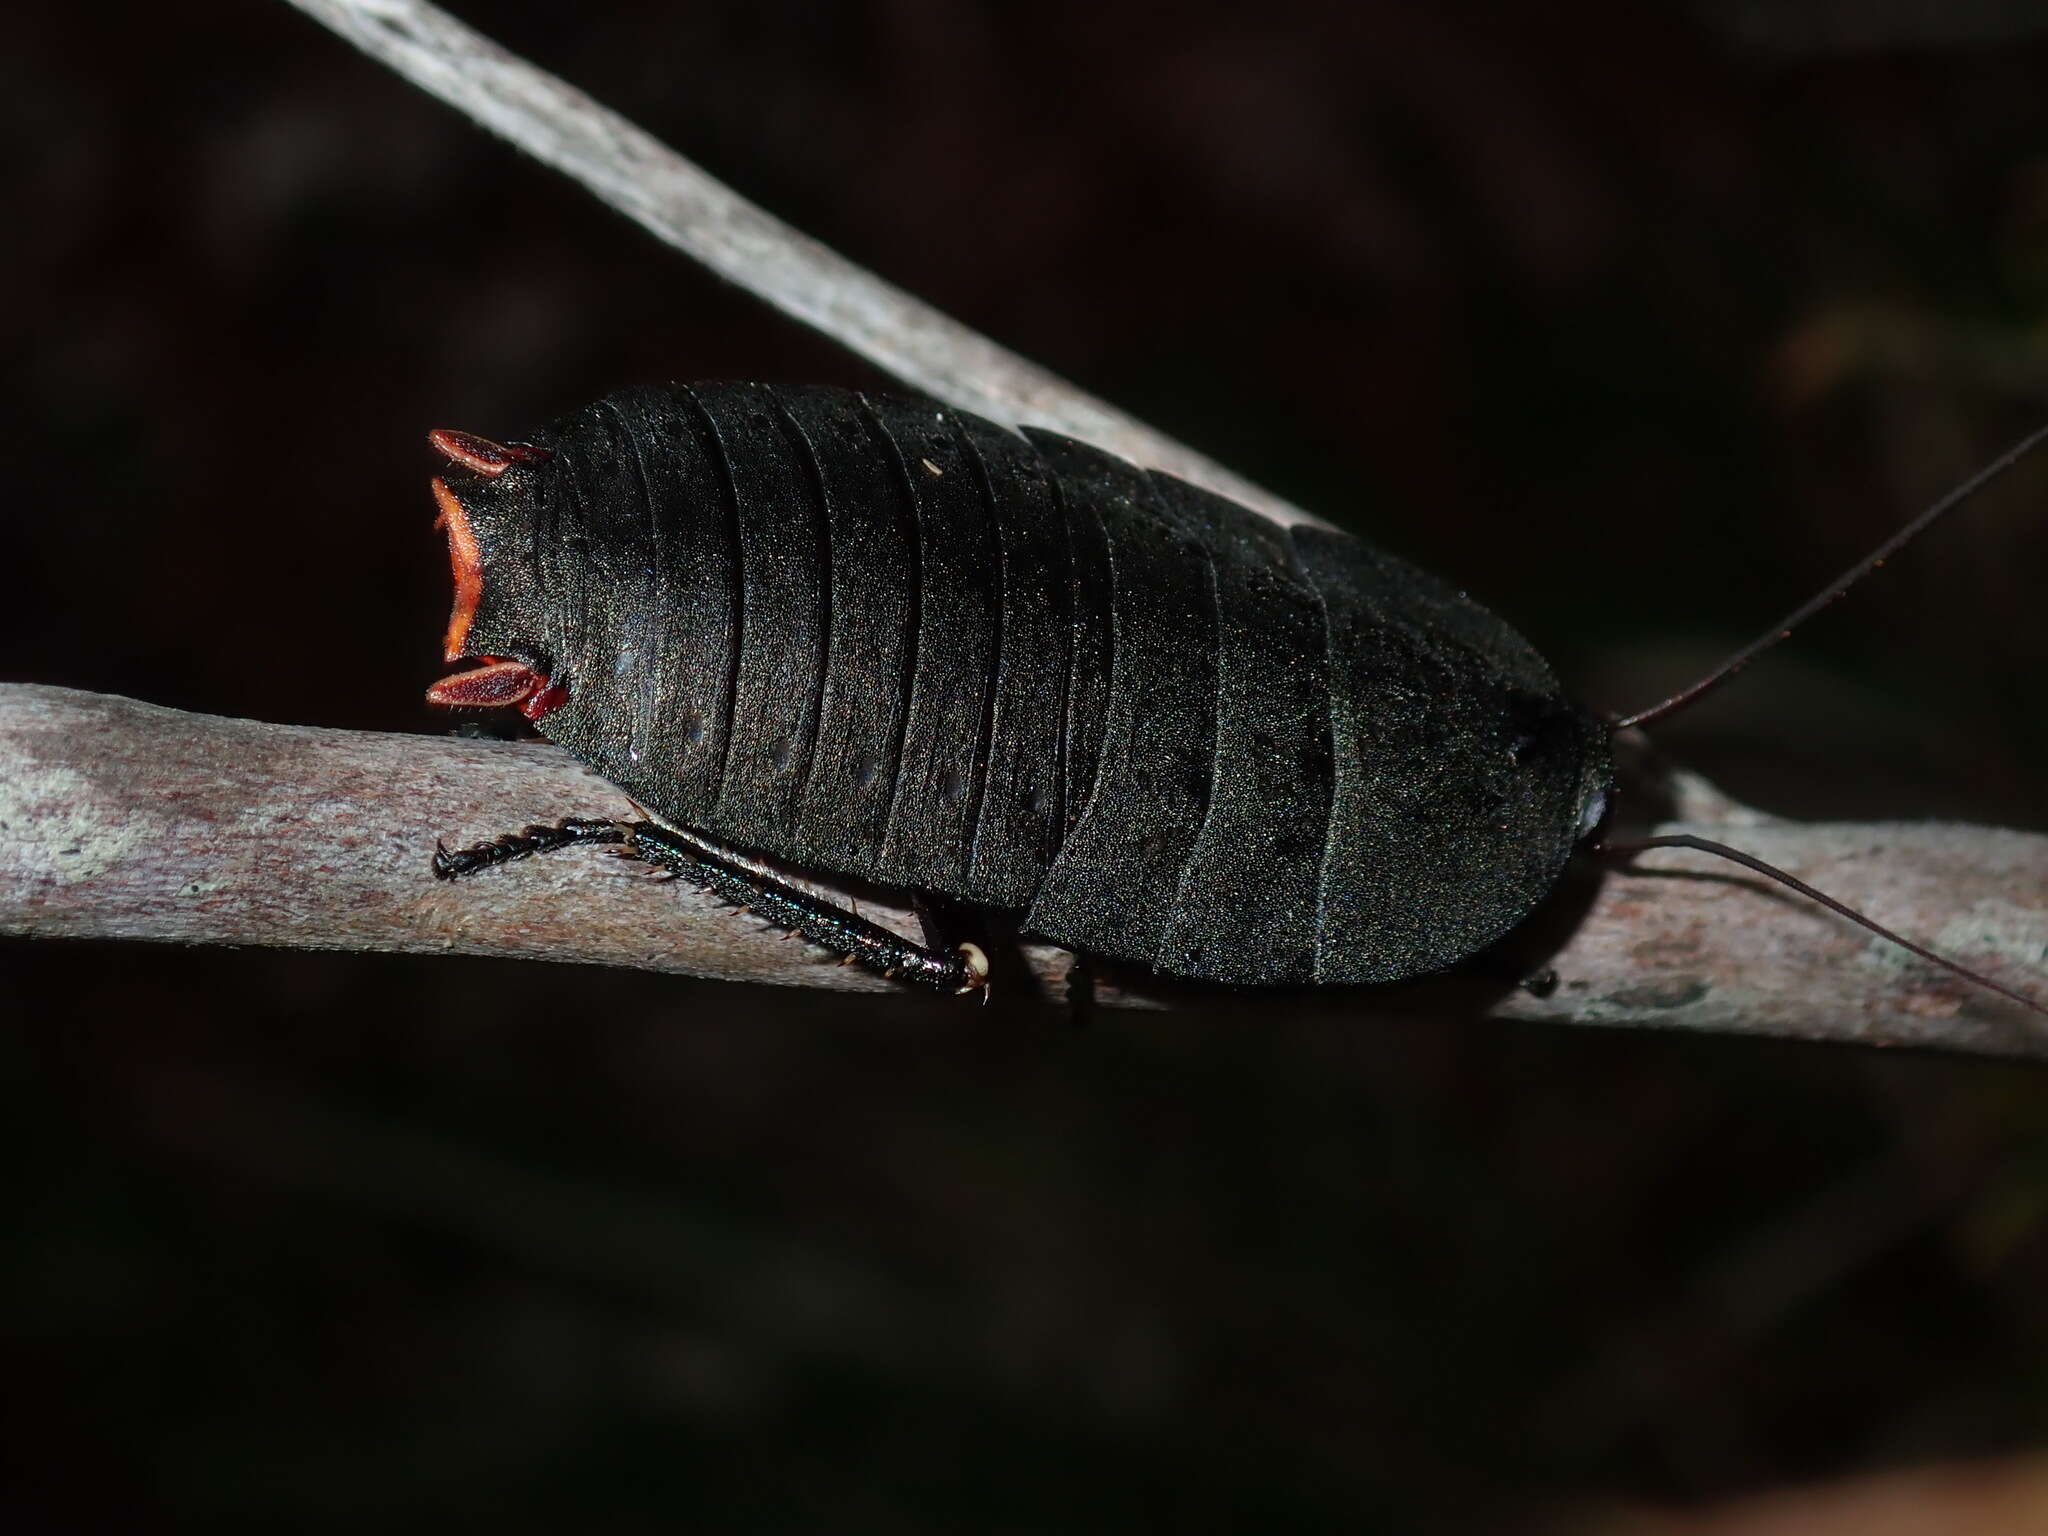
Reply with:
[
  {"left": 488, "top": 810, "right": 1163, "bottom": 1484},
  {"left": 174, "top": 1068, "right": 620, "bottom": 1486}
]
[{"left": 423, "top": 429, "right": 568, "bottom": 723}]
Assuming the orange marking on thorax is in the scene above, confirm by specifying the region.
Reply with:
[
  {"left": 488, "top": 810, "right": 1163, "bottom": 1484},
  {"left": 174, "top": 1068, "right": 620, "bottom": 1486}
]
[{"left": 433, "top": 477, "right": 485, "bottom": 661}]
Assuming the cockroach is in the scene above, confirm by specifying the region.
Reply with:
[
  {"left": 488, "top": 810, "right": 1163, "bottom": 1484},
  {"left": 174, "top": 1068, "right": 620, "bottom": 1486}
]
[{"left": 422, "top": 381, "right": 2044, "bottom": 1013}]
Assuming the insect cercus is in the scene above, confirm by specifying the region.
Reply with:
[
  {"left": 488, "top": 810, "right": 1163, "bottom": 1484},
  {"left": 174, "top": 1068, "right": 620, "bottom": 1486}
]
[{"left": 423, "top": 381, "right": 2043, "bottom": 1013}]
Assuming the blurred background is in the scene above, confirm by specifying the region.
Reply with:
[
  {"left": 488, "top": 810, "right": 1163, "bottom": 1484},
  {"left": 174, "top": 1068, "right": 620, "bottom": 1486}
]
[{"left": 7, "top": 0, "right": 2048, "bottom": 1529}]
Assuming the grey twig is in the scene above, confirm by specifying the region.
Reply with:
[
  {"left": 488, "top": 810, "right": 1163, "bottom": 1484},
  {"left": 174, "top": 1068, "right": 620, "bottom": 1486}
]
[
  {"left": 277, "top": 0, "right": 1323, "bottom": 530},
  {"left": 14, "top": 1, "right": 2038, "bottom": 1051},
  {"left": 6, "top": 686, "right": 2045, "bottom": 1053}
]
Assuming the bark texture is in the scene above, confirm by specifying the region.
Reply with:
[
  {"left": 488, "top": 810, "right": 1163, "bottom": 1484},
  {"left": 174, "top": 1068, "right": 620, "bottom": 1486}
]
[{"left": 6, "top": 685, "right": 2044, "bottom": 1054}]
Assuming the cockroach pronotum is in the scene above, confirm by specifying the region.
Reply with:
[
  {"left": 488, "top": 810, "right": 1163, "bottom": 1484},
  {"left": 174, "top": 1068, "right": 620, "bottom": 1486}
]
[{"left": 423, "top": 381, "right": 2044, "bottom": 1014}]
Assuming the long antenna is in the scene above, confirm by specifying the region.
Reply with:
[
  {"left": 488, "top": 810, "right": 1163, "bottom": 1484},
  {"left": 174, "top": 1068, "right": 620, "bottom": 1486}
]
[
  {"left": 1613, "top": 421, "right": 2048, "bottom": 732},
  {"left": 1602, "top": 833, "right": 2047, "bottom": 1018}
]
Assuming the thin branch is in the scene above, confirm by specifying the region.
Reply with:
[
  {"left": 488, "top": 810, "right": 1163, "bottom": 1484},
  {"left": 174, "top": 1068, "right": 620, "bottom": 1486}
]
[
  {"left": 277, "top": 0, "right": 1324, "bottom": 531},
  {"left": 7, "top": 686, "right": 2046, "bottom": 1055},
  {"left": 19, "top": 2, "right": 2028, "bottom": 1053}
]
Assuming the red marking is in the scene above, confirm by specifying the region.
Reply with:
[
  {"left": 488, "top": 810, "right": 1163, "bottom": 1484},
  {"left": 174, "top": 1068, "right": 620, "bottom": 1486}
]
[
  {"left": 426, "top": 659, "right": 569, "bottom": 721},
  {"left": 426, "top": 659, "right": 544, "bottom": 709},
  {"left": 426, "top": 431, "right": 568, "bottom": 725},
  {"left": 428, "top": 428, "right": 550, "bottom": 478},
  {"left": 432, "top": 477, "right": 486, "bottom": 661},
  {"left": 520, "top": 678, "right": 570, "bottom": 723}
]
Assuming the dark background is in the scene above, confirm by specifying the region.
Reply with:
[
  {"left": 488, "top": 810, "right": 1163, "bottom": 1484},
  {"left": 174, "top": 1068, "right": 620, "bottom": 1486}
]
[{"left": 7, "top": 1, "right": 2048, "bottom": 1529}]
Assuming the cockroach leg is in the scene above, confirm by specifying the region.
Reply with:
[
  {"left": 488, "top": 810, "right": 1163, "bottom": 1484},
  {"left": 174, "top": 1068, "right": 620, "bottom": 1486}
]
[
  {"left": 430, "top": 815, "right": 990, "bottom": 996},
  {"left": 907, "top": 891, "right": 942, "bottom": 951},
  {"left": 431, "top": 817, "right": 626, "bottom": 878},
  {"left": 620, "top": 822, "right": 991, "bottom": 997}
]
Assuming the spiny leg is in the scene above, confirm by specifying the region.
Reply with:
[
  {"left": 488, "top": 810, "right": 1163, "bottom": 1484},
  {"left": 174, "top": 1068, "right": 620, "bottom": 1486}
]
[
  {"left": 432, "top": 817, "right": 989, "bottom": 996},
  {"left": 624, "top": 823, "right": 990, "bottom": 995},
  {"left": 432, "top": 817, "right": 626, "bottom": 877}
]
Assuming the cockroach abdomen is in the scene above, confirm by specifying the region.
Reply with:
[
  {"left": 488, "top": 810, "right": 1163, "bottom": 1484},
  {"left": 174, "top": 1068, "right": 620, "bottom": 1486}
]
[
  {"left": 428, "top": 382, "right": 1608, "bottom": 990},
  {"left": 1018, "top": 432, "right": 1221, "bottom": 964}
]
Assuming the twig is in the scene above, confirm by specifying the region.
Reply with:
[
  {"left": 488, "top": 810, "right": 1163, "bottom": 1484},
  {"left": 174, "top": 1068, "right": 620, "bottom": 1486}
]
[
  {"left": 276, "top": 0, "right": 1323, "bottom": 531},
  {"left": 6, "top": 685, "right": 2045, "bottom": 1053},
  {"left": 22, "top": 2, "right": 2033, "bottom": 1051}
]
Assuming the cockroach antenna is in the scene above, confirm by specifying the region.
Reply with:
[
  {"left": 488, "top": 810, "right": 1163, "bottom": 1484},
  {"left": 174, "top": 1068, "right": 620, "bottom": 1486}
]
[
  {"left": 1603, "top": 422, "right": 2048, "bottom": 1019},
  {"left": 1597, "top": 831, "right": 2048, "bottom": 1018},
  {"left": 1613, "top": 420, "right": 2048, "bottom": 732}
]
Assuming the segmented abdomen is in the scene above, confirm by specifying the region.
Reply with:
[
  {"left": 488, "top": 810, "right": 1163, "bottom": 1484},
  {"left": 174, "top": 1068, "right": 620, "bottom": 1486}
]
[
  {"left": 547, "top": 384, "right": 1108, "bottom": 898},
  {"left": 541, "top": 382, "right": 1592, "bottom": 986}
]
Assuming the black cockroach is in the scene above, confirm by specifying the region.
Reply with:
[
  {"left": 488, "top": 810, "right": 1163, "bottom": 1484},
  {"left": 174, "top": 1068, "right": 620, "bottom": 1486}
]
[{"left": 422, "top": 381, "right": 2045, "bottom": 1013}]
